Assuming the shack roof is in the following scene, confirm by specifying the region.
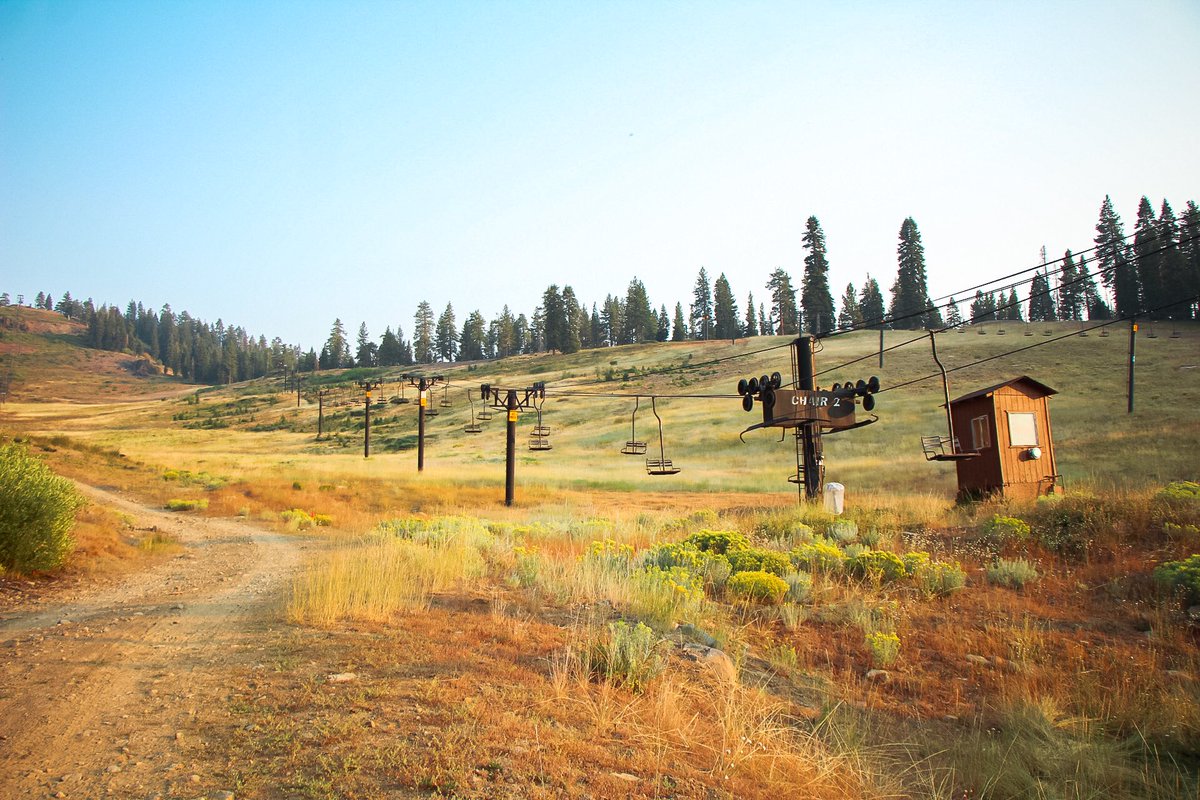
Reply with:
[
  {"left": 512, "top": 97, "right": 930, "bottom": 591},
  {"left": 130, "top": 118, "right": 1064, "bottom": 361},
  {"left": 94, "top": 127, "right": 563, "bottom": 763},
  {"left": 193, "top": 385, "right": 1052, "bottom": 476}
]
[{"left": 949, "top": 376, "right": 1058, "bottom": 406}]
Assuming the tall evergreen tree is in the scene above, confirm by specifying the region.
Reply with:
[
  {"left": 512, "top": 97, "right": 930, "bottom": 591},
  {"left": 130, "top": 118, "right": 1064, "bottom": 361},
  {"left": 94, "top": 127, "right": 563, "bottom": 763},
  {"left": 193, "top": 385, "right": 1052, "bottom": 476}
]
[
  {"left": 758, "top": 303, "right": 769, "bottom": 336},
  {"left": 459, "top": 310, "right": 486, "bottom": 361},
  {"left": 765, "top": 268, "right": 798, "bottom": 335},
  {"left": 858, "top": 276, "right": 885, "bottom": 329},
  {"left": 1028, "top": 272, "right": 1057, "bottom": 321},
  {"left": 743, "top": 292, "right": 757, "bottom": 337},
  {"left": 561, "top": 286, "right": 582, "bottom": 353},
  {"left": 837, "top": 283, "right": 861, "bottom": 330},
  {"left": 601, "top": 295, "right": 622, "bottom": 347},
  {"left": 378, "top": 327, "right": 403, "bottom": 366},
  {"left": 1057, "top": 251, "right": 1082, "bottom": 321},
  {"left": 656, "top": 305, "right": 670, "bottom": 342},
  {"left": 540, "top": 285, "right": 565, "bottom": 353},
  {"left": 1095, "top": 195, "right": 1139, "bottom": 317},
  {"left": 1007, "top": 289, "right": 1024, "bottom": 322},
  {"left": 890, "top": 217, "right": 940, "bottom": 329},
  {"left": 355, "top": 322, "right": 375, "bottom": 366},
  {"left": 413, "top": 302, "right": 435, "bottom": 364},
  {"left": 435, "top": 304, "right": 457, "bottom": 361},
  {"left": 1158, "top": 200, "right": 1190, "bottom": 319},
  {"left": 945, "top": 296, "right": 963, "bottom": 327},
  {"left": 800, "top": 216, "right": 835, "bottom": 334},
  {"left": 712, "top": 273, "right": 739, "bottom": 339},
  {"left": 1133, "top": 196, "right": 1165, "bottom": 315},
  {"left": 671, "top": 303, "right": 687, "bottom": 341},
  {"left": 321, "top": 319, "right": 349, "bottom": 369},
  {"left": 621, "top": 277, "right": 657, "bottom": 344},
  {"left": 690, "top": 267, "right": 712, "bottom": 340},
  {"left": 1179, "top": 201, "right": 1200, "bottom": 320}
]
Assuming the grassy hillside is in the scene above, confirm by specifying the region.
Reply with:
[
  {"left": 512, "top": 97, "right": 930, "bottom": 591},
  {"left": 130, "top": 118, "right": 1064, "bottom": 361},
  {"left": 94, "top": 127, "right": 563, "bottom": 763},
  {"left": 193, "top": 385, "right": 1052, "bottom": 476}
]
[{"left": 0, "top": 305, "right": 188, "bottom": 402}]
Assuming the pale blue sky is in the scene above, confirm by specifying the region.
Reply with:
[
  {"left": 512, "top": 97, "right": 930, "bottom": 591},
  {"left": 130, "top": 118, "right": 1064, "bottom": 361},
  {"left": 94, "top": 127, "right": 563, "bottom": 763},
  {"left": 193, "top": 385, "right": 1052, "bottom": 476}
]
[{"left": 3, "top": 1, "right": 1198, "bottom": 349}]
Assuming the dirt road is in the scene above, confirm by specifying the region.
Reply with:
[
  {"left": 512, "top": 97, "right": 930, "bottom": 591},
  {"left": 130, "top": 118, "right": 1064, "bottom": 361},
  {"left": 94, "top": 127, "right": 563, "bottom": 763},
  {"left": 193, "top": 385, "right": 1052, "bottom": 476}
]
[{"left": 0, "top": 484, "right": 303, "bottom": 799}]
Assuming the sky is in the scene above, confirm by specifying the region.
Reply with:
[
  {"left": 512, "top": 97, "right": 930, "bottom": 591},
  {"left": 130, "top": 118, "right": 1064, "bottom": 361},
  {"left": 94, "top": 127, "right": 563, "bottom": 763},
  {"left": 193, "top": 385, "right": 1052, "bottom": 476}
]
[{"left": 2, "top": 0, "right": 1198, "bottom": 350}]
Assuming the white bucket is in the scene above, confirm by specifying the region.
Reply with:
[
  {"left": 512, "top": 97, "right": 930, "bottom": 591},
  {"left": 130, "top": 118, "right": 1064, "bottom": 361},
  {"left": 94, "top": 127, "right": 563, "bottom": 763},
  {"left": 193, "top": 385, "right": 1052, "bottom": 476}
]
[{"left": 823, "top": 482, "right": 845, "bottom": 515}]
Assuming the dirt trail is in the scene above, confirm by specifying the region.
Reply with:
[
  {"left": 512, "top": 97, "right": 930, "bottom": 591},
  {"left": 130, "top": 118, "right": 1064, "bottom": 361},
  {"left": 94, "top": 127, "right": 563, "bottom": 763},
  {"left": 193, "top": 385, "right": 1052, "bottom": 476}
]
[{"left": 0, "top": 484, "right": 304, "bottom": 799}]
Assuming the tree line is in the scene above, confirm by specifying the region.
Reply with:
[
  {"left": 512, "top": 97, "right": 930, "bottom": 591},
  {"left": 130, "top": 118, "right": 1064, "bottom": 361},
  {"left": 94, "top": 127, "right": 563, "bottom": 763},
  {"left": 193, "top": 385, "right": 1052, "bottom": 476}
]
[{"left": 6, "top": 194, "right": 1195, "bottom": 380}]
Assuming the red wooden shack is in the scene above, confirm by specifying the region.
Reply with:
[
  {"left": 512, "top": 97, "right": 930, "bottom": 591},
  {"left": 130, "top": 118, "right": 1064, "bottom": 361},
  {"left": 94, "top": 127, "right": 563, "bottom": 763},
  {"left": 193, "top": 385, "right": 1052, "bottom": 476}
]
[{"left": 948, "top": 376, "right": 1060, "bottom": 500}]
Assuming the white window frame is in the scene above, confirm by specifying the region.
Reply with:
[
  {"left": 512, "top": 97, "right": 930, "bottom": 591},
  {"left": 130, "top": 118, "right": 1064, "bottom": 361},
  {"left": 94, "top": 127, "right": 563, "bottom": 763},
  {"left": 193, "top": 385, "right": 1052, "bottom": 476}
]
[
  {"left": 971, "top": 415, "right": 991, "bottom": 450},
  {"left": 1007, "top": 411, "right": 1039, "bottom": 447}
]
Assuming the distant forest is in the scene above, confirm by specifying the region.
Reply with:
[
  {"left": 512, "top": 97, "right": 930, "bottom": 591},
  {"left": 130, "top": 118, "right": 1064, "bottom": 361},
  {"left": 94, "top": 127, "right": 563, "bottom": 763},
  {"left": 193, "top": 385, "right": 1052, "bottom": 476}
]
[{"left": 4, "top": 195, "right": 1196, "bottom": 385}]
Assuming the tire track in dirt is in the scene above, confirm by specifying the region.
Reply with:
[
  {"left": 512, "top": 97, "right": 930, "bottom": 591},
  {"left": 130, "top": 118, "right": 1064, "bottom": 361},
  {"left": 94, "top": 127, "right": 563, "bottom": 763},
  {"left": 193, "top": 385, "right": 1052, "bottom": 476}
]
[{"left": 0, "top": 483, "right": 304, "bottom": 798}]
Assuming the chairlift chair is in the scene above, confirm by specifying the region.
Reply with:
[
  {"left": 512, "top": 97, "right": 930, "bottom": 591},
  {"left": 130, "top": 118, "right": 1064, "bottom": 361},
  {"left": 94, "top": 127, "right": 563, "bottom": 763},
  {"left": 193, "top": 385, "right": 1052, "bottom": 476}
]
[
  {"left": 395, "top": 383, "right": 411, "bottom": 404},
  {"left": 439, "top": 385, "right": 453, "bottom": 407},
  {"left": 645, "top": 396, "right": 681, "bottom": 475},
  {"left": 528, "top": 399, "right": 552, "bottom": 450},
  {"left": 621, "top": 397, "right": 648, "bottom": 455},
  {"left": 921, "top": 332, "right": 979, "bottom": 463},
  {"left": 1147, "top": 323, "right": 1159, "bottom": 339},
  {"left": 1171, "top": 327, "right": 1182, "bottom": 339},
  {"left": 464, "top": 391, "right": 483, "bottom": 434}
]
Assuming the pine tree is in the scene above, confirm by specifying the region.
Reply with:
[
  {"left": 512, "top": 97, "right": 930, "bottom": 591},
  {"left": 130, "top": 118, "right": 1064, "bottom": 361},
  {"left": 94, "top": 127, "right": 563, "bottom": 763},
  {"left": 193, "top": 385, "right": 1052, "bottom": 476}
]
[
  {"left": 1134, "top": 196, "right": 1165, "bottom": 316},
  {"left": 621, "top": 278, "right": 656, "bottom": 344},
  {"left": 1028, "top": 272, "right": 1057, "bottom": 321},
  {"left": 656, "top": 305, "right": 670, "bottom": 342},
  {"left": 435, "top": 304, "right": 457, "bottom": 361},
  {"left": 355, "top": 322, "right": 375, "bottom": 366},
  {"left": 800, "top": 216, "right": 835, "bottom": 334},
  {"left": 743, "top": 293, "right": 757, "bottom": 337},
  {"left": 712, "top": 273, "right": 739, "bottom": 340},
  {"left": 562, "top": 286, "right": 582, "bottom": 353},
  {"left": 378, "top": 327, "right": 402, "bottom": 366},
  {"left": 34, "top": 291, "right": 45, "bottom": 309},
  {"left": 1007, "top": 289, "right": 1024, "bottom": 322},
  {"left": 672, "top": 303, "right": 687, "bottom": 341},
  {"left": 590, "top": 304, "right": 604, "bottom": 349},
  {"left": 540, "top": 285, "right": 565, "bottom": 353},
  {"left": 838, "top": 283, "right": 861, "bottom": 329},
  {"left": 1095, "top": 195, "right": 1139, "bottom": 317},
  {"left": 321, "top": 319, "right": 349, "bottom": 369},
  {"left": 459, "top": 310, "right": 486, "bottom": 361},
  {"left": 890, "top": 217, "right": 939, "bottom": 329},
  {"left": 766, "top": 268, "right": 798, "bottom": 335},
  {"left": 758, "top": 303, "right": 769, "bottom": 336},
  {"left": 690, "top": 267, "right": 712, "bottom": 340},
  {"left": 858, "top": 276, "right": 885, "bottom": 329},
  {"left": 1178, "top": 201, "right": 1200, "bottom": 320},
  {"left": 413, "top": 302, "right": 435, "bottom": 363},
  {"left": 945, "top": 296, "right": 963, "bottom": 327},
  {"left": 1057, "top": 251, "right": 1082, "bottom": 321},
  {"left": 1158, "top": 200, "right": 1190, "bottom": 320},
  {"left": 601, "top": 295, "right": 622, "bottom": 347},
  {"left": 513, "top": 314, "right": 530, "bottom": 354}
]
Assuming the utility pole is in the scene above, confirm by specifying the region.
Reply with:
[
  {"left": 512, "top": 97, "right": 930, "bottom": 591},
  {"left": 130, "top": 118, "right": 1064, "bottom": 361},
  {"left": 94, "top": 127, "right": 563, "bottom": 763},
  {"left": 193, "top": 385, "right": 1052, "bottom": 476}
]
[
  {"left": 481, "top": 382, "right": 545, "bottom": 507},
  {"left": 793, "top": 335, "right": 823, "bottom": 501},
  {"left": 878, "top": 328, "right": 884, "bottom": 369},
  {"left": 1128, "top": 319, "right": 1137, "bottom": 414},
  {"left": 358, "top": 380, "right": 382, "bottom": 458},
  {"left": 403, "top": 374, "right": 444, "bottom": 471}
]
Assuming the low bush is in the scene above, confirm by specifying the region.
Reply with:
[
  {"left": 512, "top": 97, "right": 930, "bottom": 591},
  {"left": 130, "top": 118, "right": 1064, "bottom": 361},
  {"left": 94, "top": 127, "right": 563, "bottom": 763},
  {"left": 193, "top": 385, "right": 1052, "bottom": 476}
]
[
  {"left": 0, "top": 442, "right": 84, "bottom": 572},
  {"left": 782, "top": 571, "right": 812, "bottom": 603},
  {"left": 682, "top": 529, "right": 750, "bottom": 555},
  {"left": 912, "top": 560, "right": 967, "bottom": 598},
  {"left": 166, "top": 498, "right": 208, "bottom": 512},
  {"left": 726, "top": 570, "right": 789, "bottom": 604},
  {"left": 865, "top": 630, "right": 900, "bottom": 666},
  {"left": 790, "top": 539, "right": 844, "bottom": 573},
  {"left": 982, "top": 514, "right": 1031, "bottom": 544},
  {"left": 592, "top": 621, "right": 664, "bottom": 692},
  {"left": 280, "top": 508, "right": 314, "bottom": 529},
  {"left": 640, "top": 541, "right": 730, "bottom": 587},
  {"left": 845, "top": 549, "right": 907, "bottom": 582},
  {"left": 629, "top": 566, "right": 705, "bottom": 630},
  {"left": 1153, "top": 554, "right": 1200, "bottom": 605},
  {"left": 1157, "top": 481, "right": 1200, "bottom": 502},
  {"left": 727, "top": 547, "right": 792, "bottom": 577},
  {"left": 987, "top": 558, "right": 1040, "bottom": 589}
]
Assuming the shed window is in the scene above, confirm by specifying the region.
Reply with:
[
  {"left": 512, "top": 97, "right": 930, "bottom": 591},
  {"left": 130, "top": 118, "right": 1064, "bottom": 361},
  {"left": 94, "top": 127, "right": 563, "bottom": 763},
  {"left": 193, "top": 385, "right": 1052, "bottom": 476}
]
[
  {"left": 1008, "top": 412, "right": 1039, "bottom": 447},
  {"left": 971, "top": 415, "right": 991, "bottom": 450}
]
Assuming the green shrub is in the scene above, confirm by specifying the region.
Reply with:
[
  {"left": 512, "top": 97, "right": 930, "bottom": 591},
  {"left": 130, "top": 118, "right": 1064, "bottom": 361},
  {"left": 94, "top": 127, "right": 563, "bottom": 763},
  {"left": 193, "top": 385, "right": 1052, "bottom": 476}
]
[
  {"left": 902, "top": 550, "right": 930, "bottom": 576},
  {"left": 726, "top": 570, "right": 789, "bottom": 604},
  {"left": 313, "top": 514, "right": 333, "bottom": 527},
  {"left": 629, "top": 566, "right": 704, "bottom": 630},
  {"left": 166, "top": 498, "right": 208, "bottom": 512},
  {"left": 1157, "top": 481, "right": 1200, "bottom": 502},
  {"left": 790, "top": 539, "right": 844, "bottom": 573},
  {"left": 509, "top": 545, "right": 541, "bottom": 589},
  {"left": 727, "top": 547, "right": 792, "bottom": 577},
  {"left": 826, "top": 520, "right": 859, "bottom": 543},
  {"left": 280, "top": 508, "right": 314, "bottom": 529},
  {"left": 593, "top": 621, "right": 664, "bottom": 692},
  {"left": 866, "top": 631, "right": 900, "bottom": 666},
  {"left": 983, "top": 514, "right": 1031, "bottom": 544},
  {"left": 845, "top": 549, "right": 907, "bottom": 582},
  {"left": 582, "top": 538, "right": 635, "bottom": 576},
  {"left": 640, "top": 541, "right": 730, "bottom": 588},
  {"left": 987, "top": 558, "right": 1040, "bottom": 589},
  {"left": 0, "top": 443, "right": 84, "bottom": 572},
  {"left": 782, "top": 571, "right": 812, "bottom": 603},
  {"left": 682, "top": 529, "right": 750, "bottom": 555},
  {"left": 1153, "top": 554, "right": 1200, "bottom": 605},
  {"left": 913, "top": 560, "right": 967, "bottom": 598}
]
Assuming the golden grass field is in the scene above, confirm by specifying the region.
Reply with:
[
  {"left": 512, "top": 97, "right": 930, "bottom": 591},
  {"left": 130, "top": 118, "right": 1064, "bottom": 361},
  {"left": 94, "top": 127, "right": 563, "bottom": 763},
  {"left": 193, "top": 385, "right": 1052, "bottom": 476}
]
[{"left": 3, "top": 305, "right": 1200, "bottom": 799}]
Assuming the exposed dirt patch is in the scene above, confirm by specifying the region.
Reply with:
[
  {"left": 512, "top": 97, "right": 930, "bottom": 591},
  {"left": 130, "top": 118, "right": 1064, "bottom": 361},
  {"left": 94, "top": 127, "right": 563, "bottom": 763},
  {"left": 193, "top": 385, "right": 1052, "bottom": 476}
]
[{"left": 0, "top": 483, "right": 305, "bottom": 799}]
